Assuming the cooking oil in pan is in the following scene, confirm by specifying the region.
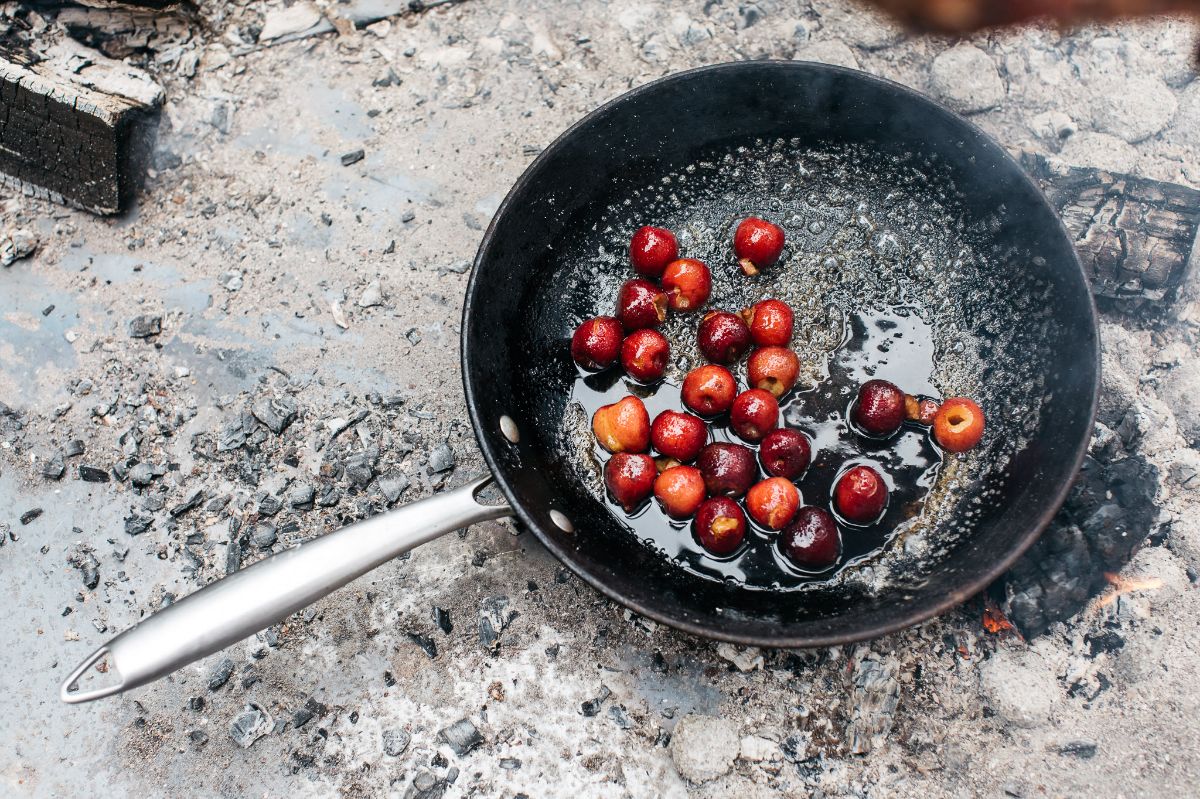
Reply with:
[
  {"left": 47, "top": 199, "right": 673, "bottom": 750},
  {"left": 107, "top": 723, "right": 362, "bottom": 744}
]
[{"left": 536, "top": 138, "right": 1057, "bottom": 593}]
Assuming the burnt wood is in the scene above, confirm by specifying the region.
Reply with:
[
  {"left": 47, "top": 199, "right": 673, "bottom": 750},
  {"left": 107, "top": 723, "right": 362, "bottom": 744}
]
[
  {"left": 0, "top": 44, "right": 162, "bottom": 214},
  {"left": 1022, "top": 152, "right": 1200, "bottom": 310}
]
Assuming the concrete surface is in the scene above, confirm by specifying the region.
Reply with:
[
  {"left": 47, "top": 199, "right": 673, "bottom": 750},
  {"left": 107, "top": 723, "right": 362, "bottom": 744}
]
[{"left": 2, "top": 1, "right": 1199, "bottom": 797}]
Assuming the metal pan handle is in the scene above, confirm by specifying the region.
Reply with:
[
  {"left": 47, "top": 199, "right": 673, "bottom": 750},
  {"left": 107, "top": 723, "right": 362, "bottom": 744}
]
[{"left": 61, "top": 474, "right": 512, "bottom": 704}]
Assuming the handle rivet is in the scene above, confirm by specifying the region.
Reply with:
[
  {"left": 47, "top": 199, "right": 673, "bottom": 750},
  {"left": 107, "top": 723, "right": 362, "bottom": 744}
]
[
  {"left": 500, "top": 415, "right": 520, "bottom": 443},
  {"left": 549, "top": 510, "right": 574, "bottom": 533}
]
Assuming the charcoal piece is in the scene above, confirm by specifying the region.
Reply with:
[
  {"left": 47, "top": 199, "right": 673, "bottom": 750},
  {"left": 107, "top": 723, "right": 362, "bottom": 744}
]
[
  {"left": 998, "top": 452, "right": 1159, "bottom": 637},
  {"left": 341, "top": 149, "right": 365, "bottom": 166},
  {"left": 378, "top": 472, "right": 410, "bottom": 504},
  {"left": 344, "top": 450, "right": 378, "bottom": 488},
  {"left": 251, "top": 523, "right": 277, "bottom": 549},
  {"left": 230, "top": 703, "right": 273, "bottom": 748},
  {"left": 478, "top": 595, "right": 514, "bottom": 648},
  {"left": 128, "top": 462, "right": 155, "bottom": 487},
  {"left": 124, "top": 512, "right": 153, "bottom": 536},
  {"left": 170, "top": 490, "right": 204, "bottom": 517},
  {"left": 252, "top": 396, "right": 297, "bottom": 435},
  {"left": 1058, "top": 740, "right": 1098, "bottom": 758},
  {"left": 67, "top": 547, "right": 100, "bottom": 589},
  {"left": 217, "top": 420, "right": 247, "bottom": 452},
  {"left": 405, "top": 769, "right": 447, "bottom": 799},
  {"left": 316, "top": 485, "right": 341, "bottom": 507},
  {"left": 79, "top": 465, "right": 110, "bottom": 483},
  {"left": 383, "top": 728, "right": 411, "bottom": 757},
  {"left": 581, "top": 685, "right": 611, "bottom": 717},
  {"left": 0, "top": 47, "right": 162, "bottom": 215},
  {"left": 292, "top": 697, "right": 327, "bottom": 728},
  {"left": 127, "top": 314, "right": 162, "bottom": 338},
  {"left": 257, "top": 494, "right": 283, "bottom": 517},
  {"left": 63, "top": 440, "right": 85, "bottom": 457},
  {"left": 1021, "top": 152, "right": 1200, "bottom": 310},
  {"left": 438, "top": 718, "right": 482, "bottom": 756},
  {"left": 608, "top": 704, "right": 634, "bottom": 730},
  {"left": 433, "top": 606, "right": 453, "bottom": 634},
  {"left": 428, "top": 443, "right": 455, "bottom": 473},
  {"left": 41, "top": 454, "right": 65, "bottom": 480},
  {"left": 19, "top": 508, "right": 43, "bottom": 525},
  {"left": 207, "top": 657, "right": 234, "bottom": 691},
  {"left": 288, "top": 482, "right": 315, "bottom": 509},
  {"left": 407, "top": 632, "right": 438, "bottom": 659},
  {"left": 188, "top": 729, "right": 208, "bottom": 747}
]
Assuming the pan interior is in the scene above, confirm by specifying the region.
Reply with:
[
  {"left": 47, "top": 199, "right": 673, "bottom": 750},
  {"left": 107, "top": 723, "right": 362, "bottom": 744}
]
[{"left": 465, "top": 63, "right": 1097, "bottom": 645}]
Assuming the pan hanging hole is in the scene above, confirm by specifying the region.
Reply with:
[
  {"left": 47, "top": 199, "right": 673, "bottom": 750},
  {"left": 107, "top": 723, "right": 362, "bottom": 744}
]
[
  {"left": 549, "top": 510, "right": 574, "bottom": 533},
  {"left": 500, "top": 415, "right": 520, "bottom": 444}
]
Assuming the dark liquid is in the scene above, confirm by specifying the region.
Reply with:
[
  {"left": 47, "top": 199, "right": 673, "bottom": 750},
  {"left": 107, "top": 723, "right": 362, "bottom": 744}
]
[{"left": 572, "top": 303, "right": 943, "bottom": 590}]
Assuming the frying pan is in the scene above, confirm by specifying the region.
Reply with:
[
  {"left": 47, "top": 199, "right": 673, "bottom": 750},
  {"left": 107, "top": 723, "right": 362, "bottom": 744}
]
[{"left": 61, "top": 61, "right": 1098, "bottom": 703}]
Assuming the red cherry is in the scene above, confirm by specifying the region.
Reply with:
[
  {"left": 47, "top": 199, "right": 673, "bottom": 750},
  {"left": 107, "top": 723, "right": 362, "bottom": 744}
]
[
  {"left": 933, "top": 397, "right": 986, "bottom": 452},
  {"left": 851, "top": 379, "right": 906, "bottom": 438},
  {"left": 833, "top": 465, "right": 889, "bottom": 525},
  {"left": 759, "top": 429, "right": 812, "bottom": 480},
  {"left": 620, "top": 329, "right": 669, "bottom": 383},
  {"left": 616, "top": 279, "right": 668, "bottom": 330},
  {"left": 697, "top": 311, "right": 751, "bottom": 364},
  {"left": 681, "top": 365, "right": 738, "bottom": 417},
  {"left": 604, "top": 453, "right": 657, "bottom": 513},
  {"left": 654, "top": 465, "right": 707, "bottom": 519},
  {"left": 780, "top": 507, "right": 840, "bottom": 570},
  {"left": 661, "top": 259, "right": 712, "bottom": 312},
  {"left": 696, "top": 442, "right": 757, "bottom": 498},
  {"left": 592, "top": 396, "right": 650, "bottom": 453},
  {"left": 693, "top": 497, "right": 747, "bottom": 556},
  {"left": 651, "top": 410, "right": 707, "bottom": 462},
  {"left": 629, "top": 226, "right": 679, "bottom": 278},
  {"left": 746, "top": 477, "right": 800, "bottom": 530},
  {"left": 747, "top": 346, "right": 800, "bottom": 398},
  {"left": 729, "top": 388, "right": 779, "bottom": 443},
  {"left": 734, "top": 217, "right": 785, "bottom": 275},
  {"left": 570, "top": 316, "right": 623, "bottom": 370},
  {"left": 740, "top": 299, "right": 794, "bottom": 346}
]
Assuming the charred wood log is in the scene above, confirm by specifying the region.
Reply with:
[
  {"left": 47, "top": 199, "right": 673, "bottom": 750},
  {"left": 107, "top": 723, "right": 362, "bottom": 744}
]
[
  {"left": 865, "top": 0, "right": 1200, "bottom": 33},
  {"left": 0, "top": 43, "right": 162, "bottom": 215},
  {"left": 1024, "top": 152, "right": 1200, "bottom": 311}
]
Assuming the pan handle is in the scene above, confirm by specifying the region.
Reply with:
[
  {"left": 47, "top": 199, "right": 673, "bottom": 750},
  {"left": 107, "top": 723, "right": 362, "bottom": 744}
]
[{"left": 60, "top": 474, "right": 512, "bottom": 704}]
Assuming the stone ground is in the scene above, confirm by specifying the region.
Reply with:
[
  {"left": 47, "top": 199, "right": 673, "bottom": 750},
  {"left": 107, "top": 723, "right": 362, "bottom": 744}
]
[{"left": 2, "top": 1, "right": 1200, "bottom": 797}]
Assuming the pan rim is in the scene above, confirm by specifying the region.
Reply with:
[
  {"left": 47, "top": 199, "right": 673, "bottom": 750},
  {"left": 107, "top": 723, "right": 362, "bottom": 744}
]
[{"left": 462, "top": 60, "right": 1101, "bottom": 648}]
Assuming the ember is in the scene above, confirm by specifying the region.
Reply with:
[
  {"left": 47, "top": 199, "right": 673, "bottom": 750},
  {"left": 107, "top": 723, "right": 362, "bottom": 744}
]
[
  {"left": 982, "top": 597, "right": 1019, "bottom": 637},
  {"left": 1091, "top": 572, "right": 1165, "bottom": 611}
]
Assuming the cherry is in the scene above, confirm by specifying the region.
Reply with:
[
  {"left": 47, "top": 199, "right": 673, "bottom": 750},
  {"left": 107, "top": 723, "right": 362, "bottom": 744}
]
[
  {"left": 748, "top": 346, "right": 800, "bottom": 398},
  {"left": 780, "top": 507, "right": 840, "bottom": 570},
  {"left": 570, "top": 316, "right": 623, "bottom": 370},
  {"left": 592, "top": 395, "right": 650, "bottom": 453},
  {"left": 654, "top": 464, "right": 707, "bottom": 519},
  {"left": 681, "top": 365, "right": 738, "bottom": 417},
  {"left": 616, "top": 279, "right": 668, "bottom": 330},
  {"left": 661, "top": 258, "right": 712, "bottom": 312},
  {"left": 851, "top": 379, "right": 906, "bottom": 438},
  {"left": 729, "top": 388, "right": 779, "bottom": 443},
  {"left": 697, "top": 311, "right": 751, "bottom": 365},
  {"left": 629, "top": 226, "right": 679, "bottom": 278},
  {"left": 604, "top": 453, "right": 656, "bottom": 513},
  {"left": 693, "top": 497, "right": 747, "bottom": 556},
  {"left": 833, "top": 464, "right": 889, "bottom": 525},
  {"left": 746, "top": 477, "right": 800, "bottom": 530},
  {"left": 933, "top": 397, "right": 985, "bottom": 452},
  {"left": 651, "top": 410, "right": 707, "bottom": 462},
  {"left": 697, "top": 442, "right": 757, "bottom": 498},
  {"left": 759, "top": 428, "right": 812, "bottom": 480},
  {"left": 620, "top": 329, "right": 670, "bottom": 383},
  {"left": 905, "top": 394, "right": 940, "bottom": 426},
  {"left": 740, "top": 299, "right": 794, "bottom": 347},
  {"left": 734, "top": 217, "right": 785, "bottom": 275}
]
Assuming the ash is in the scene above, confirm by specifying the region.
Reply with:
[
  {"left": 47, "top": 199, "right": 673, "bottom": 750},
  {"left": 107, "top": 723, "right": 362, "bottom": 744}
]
[{"left": 2, "top": 1, "right": 1199, "bottom": 797}]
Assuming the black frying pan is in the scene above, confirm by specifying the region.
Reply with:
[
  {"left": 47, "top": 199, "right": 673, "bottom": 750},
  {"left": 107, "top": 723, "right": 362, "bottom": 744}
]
[{"left": 62, "top": 61, "right": 1097, "bottom": 703}]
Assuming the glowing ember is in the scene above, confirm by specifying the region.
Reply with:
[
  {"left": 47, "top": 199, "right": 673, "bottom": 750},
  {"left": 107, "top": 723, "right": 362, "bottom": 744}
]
[
  {"left": 1091, "top": 571, "right": 1164, "bottom": 611},
  {"left": 982, "top": 596, "right": 1019, "bottom": 637}
]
